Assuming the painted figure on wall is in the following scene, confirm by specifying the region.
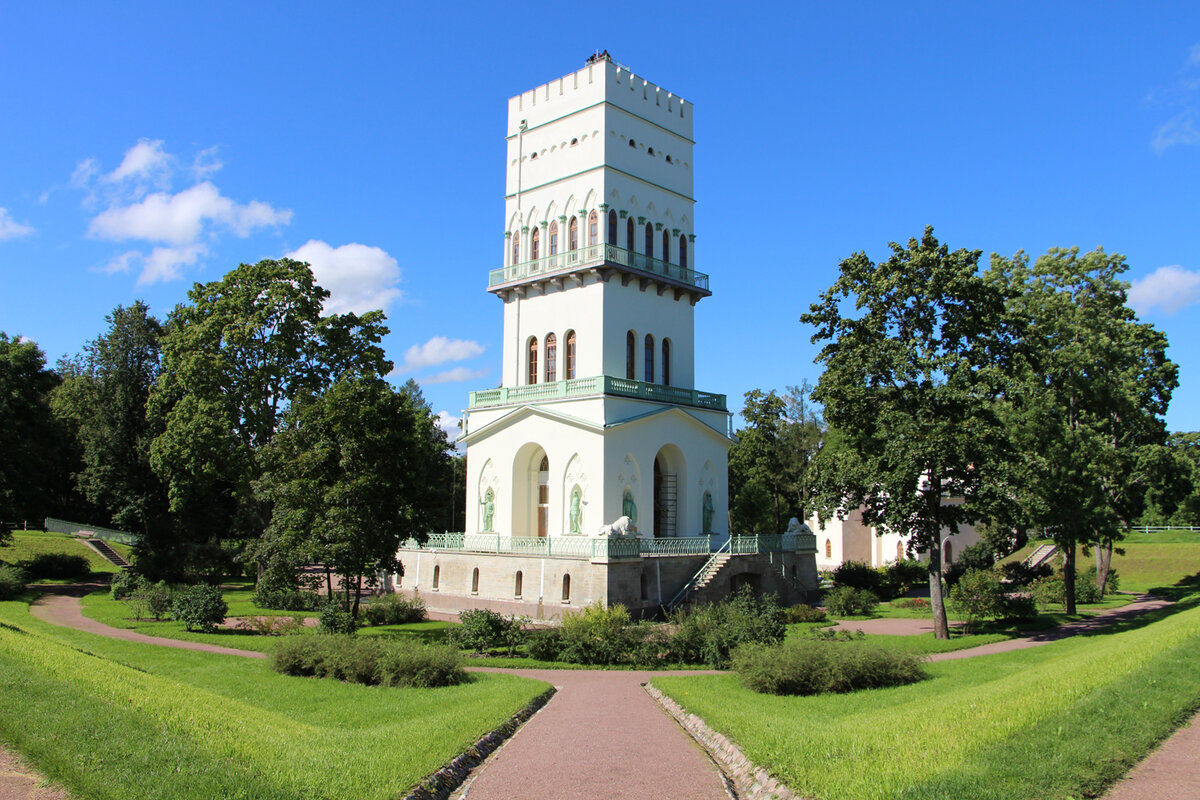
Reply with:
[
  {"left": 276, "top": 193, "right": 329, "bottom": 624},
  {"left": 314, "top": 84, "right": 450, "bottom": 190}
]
[
  {"left": 702, "top": 491, "right": 714, "bottom": 534},
  {"left": 482, "top": 488, "right": 495, "bottom": 532},
  {"left": 622, "top": 489, "right": 637, "bottom": 526},
  {"left": 569, "top": 486, "right": 582, "bottom": 534}
]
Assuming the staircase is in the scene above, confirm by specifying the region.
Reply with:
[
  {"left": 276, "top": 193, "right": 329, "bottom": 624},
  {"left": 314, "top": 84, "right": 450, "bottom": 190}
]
[
  {"left": 82, "top": 536, "right": 131, "bottom": 568},
  {"left": 663, "top": 543, "right": 733, "bottom": 613},
  {"left": 1023, "top": 543, "right": 1058, "bottom": 570}
]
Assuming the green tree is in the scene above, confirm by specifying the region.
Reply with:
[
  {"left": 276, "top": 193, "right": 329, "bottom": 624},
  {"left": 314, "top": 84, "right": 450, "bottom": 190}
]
[
  {"left": 779, "top": 381, "right": 825, "bottom": 519},
  {"left": 802, "top": 227, "right": 1013, "bottom": 639},
  {"left": 989, "top": 248, "right": 1178, "bottom": 611},
  {"left": 253, "top": 375, "right": 450, "bottom": 619},
  {"left": 729, "top": 389, "right": 788, "bottom": 534},
  {"left": 148, "top": 259, "right": 391, "bottom": 570},
  {"left": 1140, "top": 431, "right": 1200, "bottom": 526}
]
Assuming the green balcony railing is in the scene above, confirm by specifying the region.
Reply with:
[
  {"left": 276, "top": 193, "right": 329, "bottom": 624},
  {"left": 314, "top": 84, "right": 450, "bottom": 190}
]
[
  {"left": 399, "top": 531, "right": 815, "bottom": 558},
  {"left": 488, "top": 244, "right": 709, "bottom": 292},
  {"left": 468, "top": 375, "right": 727, "bottom": 411}
]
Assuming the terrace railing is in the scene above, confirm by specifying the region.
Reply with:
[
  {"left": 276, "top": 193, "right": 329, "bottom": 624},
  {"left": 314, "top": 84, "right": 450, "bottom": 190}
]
[
  {"left": 488, "top": 244, "right": 709, "bottom": 292},
  {"left": 469, "top": 375, "right": 727, "bottom": 412},
  {"left": 399, "top": 531, "right": 815, "bottom": 560}
]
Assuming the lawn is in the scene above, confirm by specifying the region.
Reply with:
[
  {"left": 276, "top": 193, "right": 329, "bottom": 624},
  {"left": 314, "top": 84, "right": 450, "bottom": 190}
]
[
  {"left": 1, "top": 530, "right": 132, "bottom": 575},
  {"left": 654, "top": 598, "right": 1200, "bottom": 800},
  {"left": 1002, "top": 535, "right": 1200, "bottom": 594},
  {"left": 0, "top": 599, "right": 549, "bottom": 800}
]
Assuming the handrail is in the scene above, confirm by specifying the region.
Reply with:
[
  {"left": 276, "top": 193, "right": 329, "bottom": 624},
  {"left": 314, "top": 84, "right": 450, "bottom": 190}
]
[
  {"left": 663, "top": 537, "right": 731, "bottom": 612},
  {"left": 488, "top": 244, "right": 710, "bottom": 292},
  {"left": 469, "top": 375, "right": 727, "bottom": 412}
]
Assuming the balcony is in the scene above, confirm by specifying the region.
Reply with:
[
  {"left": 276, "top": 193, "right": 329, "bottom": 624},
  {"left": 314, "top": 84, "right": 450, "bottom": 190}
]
[
  {"left": 468, "top": 375, "right": 727, "bottom": 411},
  {"left": 399, "top": 532, "right": 817, "bottom": 560},
  {"left": 488, "top": 244, "right": 710, "bottom": 294}
]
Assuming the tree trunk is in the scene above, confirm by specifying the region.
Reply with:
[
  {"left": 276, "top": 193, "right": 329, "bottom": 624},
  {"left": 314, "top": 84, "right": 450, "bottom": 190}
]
[
  {"left": 351, "top": 574, "right": 362, "bottom": 619},
  {"left": 928, "top": 533, "right": 950, "bottom": 639},
  {"left": 1064, "top": 540, "right": 1077, "bottom": 615},
  {"left": 324, "top": 566, "right": 333, "bottom": 599},
  {"left": 1096, "top": 538, "right": 1113, "bottom": 597}
]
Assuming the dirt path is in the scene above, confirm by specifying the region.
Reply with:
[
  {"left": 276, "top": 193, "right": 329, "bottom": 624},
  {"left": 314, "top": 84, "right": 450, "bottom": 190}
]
[{"left": 0, "top": 746, "right": 71, "bottom": 800}]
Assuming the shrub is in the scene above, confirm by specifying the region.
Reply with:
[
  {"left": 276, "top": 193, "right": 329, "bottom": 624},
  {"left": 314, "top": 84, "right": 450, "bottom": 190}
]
[
  {"left": 236, "top": 615, "right": 304, "bottom": 636},
  {"left": 668, "top": 588, "right": 787, "bottom": 668},
  {"left": 252, "top": 589, "right": 324, "bottom": 612},
  {"left": 524, "top": 627, "right": 564, "bottom": 661},
  {"left": 733, "top": 640, "right": 927, "bottom": 695},
  {"left": 880, "top": 559, "right": 927, "bottom": 599},
  {"left": 831, "top": 561, "right": 881, "bottom": 593},
  {"left": 1004, "top": 594, "right": 1038, "bottom": 620},
  {"left": 0, "top": 564, "right": 27, "bottom": 600},
  {"left": 1081, "top": 564, "right": 1120, "bottom": 598},
  {"left": 170, "top": 583, "right": 229, "bottom": 632},
  {"left": 22, "top": 553, "right": 90, "bottom": 580},
  {"left": 318, "top": 602, "right": 357, "bottom": 635},
  {"left": 1000, "top": 560, "right": 1053, "bottom": 589},
  {"left": 142, "top": 581, "right": 174, "bottom": 621},
  {"left": 890, "top": 597, "right": 930, "bottom": 610},
  {"left": 1030, "top": 575, "right": 1065, "bottom": 609},
  {"left": 557, "top": 603, "right": 639, "bottom": 665},
  {"left": 948, "top": 569, "right": 1007, "bottom": 632},
  {"left": 271, "top": 635, "right": 466, "bottom": 687},
  {"left": 784, "top": 603, "right": 827, "bottom": 624},
  {"left": 943, "top": 542, "right": 997, "bottom": 587},
  {"left": 363, "top": 593, "right": 427, "bottom": 626},
  {"left": 110, "top": 569, "right": 145, "bottom": 600},
  {"left": 447, "top": 608, "right": 524, "bottom": 655},
  {"left": 823, "top": 586, "right": 879, "bottom": 616}
]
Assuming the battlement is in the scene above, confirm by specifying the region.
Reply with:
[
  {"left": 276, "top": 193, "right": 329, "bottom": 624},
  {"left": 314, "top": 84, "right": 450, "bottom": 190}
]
[{"left": 508, "top": 57, "right": 693, "bottom": 141}]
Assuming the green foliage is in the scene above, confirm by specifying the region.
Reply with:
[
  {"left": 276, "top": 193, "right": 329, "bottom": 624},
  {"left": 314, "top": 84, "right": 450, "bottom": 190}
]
[
  {"left": 944, "top": 541, "right": 998, "bottom": 587},
  {"left": 524, "top": 628, "right": 564, "bottom": 661},
  {"left": 141, "top": 581, "right": 173, "bottom": 621},
  {"left": 170, "top": 583, "right": 228, "bottom": 632},
  {"left": 252, "top": 589, "right": 325, "bottom": 612},
  {"left": 784, "top": 603, "right": 827, "bottom": 623},
  {"left": 831, "top": 560, "right": 881, "bottom": 593},
  {"left": 823, "top": 586, "right": 879, "bottom": 616},
  {"left": 556, "top": 603, "right": 640, "bottom": 665},
  {"left": 318, "top": 602, "right": 358, "bottom": 635},
  {"left": 1000, "top": 560, "right": 1052, "bottom": 589},
  {"left": 363, "top": 593, "right": 427, "bottom": 626},
  {"left": 110, "top": 569, "right": 145, "bottom": 600},
  {"left": 0, "top": 564, "right": 27, "bottom": 600},
  {"left": 446, "top": 608, "right": 523, "bottom": 655},
  {"left": 271, "top": 635, "right": 466, "bottom": 688},
  {"left": 948, "top": 569, "right": 1008, "bottom": 631},
  {"left": 668, "top": 588, "right": 787, "bottom": 668},
  {"left": 21, "top": 552, "right": 90, "bottom": 580},
  {"left": 880, "top": 560, "right": 928, "bottom": 599},
  {"left": 733, "top": 640, "right": 927, "bottom": 696},
  {"left": 890, "top": 597, "right": 930, "bottom": 610}
]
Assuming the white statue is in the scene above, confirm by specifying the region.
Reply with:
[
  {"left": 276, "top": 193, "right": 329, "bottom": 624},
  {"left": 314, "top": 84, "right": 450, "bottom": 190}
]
[
  {"left": 785, "top": 517, "right": 811, "bottom": 535},
  {"left": 596, "top": 515, "right": 637, "bottom": 538}
]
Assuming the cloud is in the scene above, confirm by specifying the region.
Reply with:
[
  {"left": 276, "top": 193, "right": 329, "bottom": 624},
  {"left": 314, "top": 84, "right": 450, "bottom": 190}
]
[
  {"left": 1128, "top": 265, "right": 1200, "bottom": 315},
  {"left": 89, "top": 181, "right": 291, "bottom": 245},
  {"left": 1150, "top": 45, "right": 1200, "bottom": 153},
  {"left": 435, "top": 410, "right": 462, "bottom": 440},
  {"left": 421, "top": 367, "right": 491, "bottom": 385},
  {"left": 399, "top": 336, "right": 485, "bottom": 372},
  {"left": 94, "top": 245, "right": 208, "bottom": 284},
  {"left": 192, "top": 146, "right": 223, "bottom": 180},
  {"left": 1152, "top": 111, "right": 1200, "bottom": 154},
  {"left": 107, "top": 138, "right": 171, "bottom": 185},
  {"left": 285, "top": 239, "right": 402, "bottom": 315},
  {"left": 0, "top": 208, "right": 34, "bottom": 240},
  {"left": 1190, "top": 43, "right": 1200, "bottom": 67}
]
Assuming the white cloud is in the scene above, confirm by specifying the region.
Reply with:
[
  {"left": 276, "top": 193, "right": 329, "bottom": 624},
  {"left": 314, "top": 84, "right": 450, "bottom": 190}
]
[
  {"left": 421, "top": 367, "right": 490, "bottom": 385},
  {"left": 1190, "top": 43, "right": 1200, "bottom": 67},
  {"left": 399, "top": 336, "right": 485, "bottom": 372},
  {"left": 1150, "top": 46, "right": 1200, "bottom": 152},
  {"left": 1128, "top": 265, "right": 1200, "bottom": 315},
  {"left": 192, "top": 146, "right": 223, "bottom": 180},
  {"left": 97, "top": 250, "right": 140, "bottom": 274},
  {"left": 139, "top": 244, "right": 207, "bottom": 285},
  {"left": 70, "top": 158, "right": 100, "bottom": 189},
  {"left": 1152, "top": 111, "right": 1200, "bottom": 154},
  {"left": 286, "top": 239, "right": 402, "bottom": 315},
  {"left": 0, "top": 208, "right": 34, "bottom": 240},
  {"left": 107, "top": 138, "right": 171, "bottom": 184},
  {"left": 89, "top": 182, "right": 291, "bottom": 245},
  {"left": 436, "top": 410, "right": 462, "bottom": 440}
]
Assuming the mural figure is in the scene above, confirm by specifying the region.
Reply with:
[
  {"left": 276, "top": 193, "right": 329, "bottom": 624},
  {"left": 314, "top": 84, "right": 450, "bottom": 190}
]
[
  {"left": 482, "top": 488, "right": 495, "bottom": 532},
  {"left": 702, "top": 491, "right": 714, "bottom": 534},
  {"left": 622, "top": 489, "right": 638, "bottom": 526},
  {"left": 569, "top": 486, "right": 582, "bottom": 534}
]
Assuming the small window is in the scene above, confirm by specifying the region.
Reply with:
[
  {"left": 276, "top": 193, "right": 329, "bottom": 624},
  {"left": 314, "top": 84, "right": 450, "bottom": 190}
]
[
  {"left": 570, "top": 138, "right": 578, "bottom": 146},
  {"left": 565, "top": 330, "right": 577, "bottom": 379},
  {"left": 679, "top": 235, "right": 687, "bottom": 270},
  {"left": 607, "top": 210, "right": 617, "bottom": 245},
  {"left": 662, "top": 339, "right": 671, "bottom": 386},
  {"left": 545, "top": 333, "right": 557, "bottom": 382},
  {"left": 568, "top": 216, "right": 578, "bottom": 251},
  {"left": 562, "top": 573, "right": 571, "bottom": 603},
  {"left": 626, "top": 331, "right": 636, "bottom": 380},
  {"left": 647, "top": 147, "right": 655, "bottom": 156},
  {"left": 432, "top": 564, "right": 441, "bottom": 590},
  {"left": 515, "top": 570, "right": 523, "bottom": 598},
  {"left": 628, "top": 139, "right": 636, "bottom": 148},
  {"left": 530, "top": 152, "right": 538, "bottom": 160},
  {"left": 512, "top": 234, "right": 520, "bottom": 266},
  {"left": 662, "top": 229, "right": 670, "bottom": 263},
  {"left": 825, "top": 539, "right": 832, "bottom": 558},
  {"left": 666, "top": 155, "right": 672, "bottom": 163},
  {"left": 471, "top": 567, "right": 479, "bottom": 594},
  {"left": 549, "top": 220, "right": 558, "bottom": 256},
  {"left": 528, "top": 336, "right": 538, "bottom": 385},
  {"left": 626, "top": 217, "right": 634, "bottom": 250},
  {"left": 588, "top": 211, "right": 597, "bottom": 246},
  {"left": 644, "top": 222, "right": 653, "bottom": 258},
  {"left": 644, "top": 334, "right": 654, "bottom": 383},
  {"left": 531, "top": 227, "right": 540, "bottom": 261},
  {"left": 944, "top": 541, "right": 953, "bottom": 565}
]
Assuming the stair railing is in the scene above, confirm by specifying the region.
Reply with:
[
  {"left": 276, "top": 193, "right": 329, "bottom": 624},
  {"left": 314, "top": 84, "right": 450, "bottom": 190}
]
[{"left": 663, "top": 537, "right": 731, "bottom": 613}]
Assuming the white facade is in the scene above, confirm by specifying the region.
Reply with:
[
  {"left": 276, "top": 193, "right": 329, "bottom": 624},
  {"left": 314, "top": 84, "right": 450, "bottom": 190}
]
[
  {"left": 808, "top": 507, "right": 982, "bottom": 572},
  {"left": 462, "top": 57, "right": 729, "bottom": 542}
]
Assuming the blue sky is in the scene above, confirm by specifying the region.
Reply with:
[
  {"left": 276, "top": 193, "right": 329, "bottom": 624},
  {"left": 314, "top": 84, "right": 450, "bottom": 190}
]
[{"left": 3, "top": 2, "right": 1200, "bottom": 434}]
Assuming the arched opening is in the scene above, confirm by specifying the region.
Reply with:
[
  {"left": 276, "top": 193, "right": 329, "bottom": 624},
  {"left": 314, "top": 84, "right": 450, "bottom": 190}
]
[
  {"left": 825, "top": 539, "right": 832, "bottom": 558},
  {"left": 565, "top": 330, "right": 577, "bottom": 379},
  {"left": 644, "top": 334, "right": 654, "bottom": 383},
  {"left": 548, "top": 220, "right": 558, "bottom": 257},
  {"left": 626, "top": 330, "right": 636, "bottom": 380},
  {"left": 662, "top": 338, "right": 671, "bottom": 386},
  {"left": 527, "top": 336, "right": 538, "bottom": 385},
  {"left": 608, "top": 210, "right": 618, "bottom": 244},
  {"left": 530, "top": 227, "right": 540, "bottom": 260},
  {"left": 943, "top": 540, "right": 953, "bottom": 565},
  {"left": 512, "top": 444, "right": 549, "bottom": 538},
  {"left": 514, "top": 570, "right": 523, "bottom": 598},
  {"left": 537, "top": 455, "right": 550, "bottom": 538},
  {"left": 545, "top": 333, "right": 557, "bottom": 382},
  {"left": 644, "top": 222, "right": 654, "bottom": 258},
  {"left": 653, "top": 446, "right": 685, "bottom": 539},
  {"left": 512, "top": 234, "right": 520, "bottom": 266},
  {"left": 561, "top": 573, "right": 571, "bottom": 602},
  {"left": 432, "top": 564, "right": 441, "bottom": 590},
  {"left": 471, "top": 567, "right": 479, "bottom": 594},
  {"left": 626, "top": 216, "right": 634, "bottom": 251},
  {"left": 662, "top": 229, "right": 670, "bottom": 263},
  {"left": 679, "top": 235, "right": 687, "bottom": 269},
  {"left": 568, "top": 216, "right": 578, "bottom": 251},
  {"left": 588, "top": 211, "right": 598, "bottom": 246},
  {"left": 897, "top": 541, "right": 904, "bottom": 562}
]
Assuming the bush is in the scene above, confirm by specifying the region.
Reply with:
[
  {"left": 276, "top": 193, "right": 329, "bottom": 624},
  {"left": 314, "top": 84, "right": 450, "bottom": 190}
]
[
  {"left": 0, "top": 564, "right": 27, "bottom": 600},
  {"left": 1004, "top": 594, "right": 1038, "bottom": 620},
  {"left": 272, "top": 635, "right": 466, "bottom": 687},
  {"left": 1030, "top": 575, "right": 1065, "bottom": 608},
  {"left": 1000, "top": 560, "right": 1053, "bottom": 589},
  {"left": 236, "top": 615, "right": 304, "bottom": 636},
  {"left": 831, "top": 561, "right": 881, "bottom": 593},
  {"left": 142, "top": 580, "right": 174, "bottom": 621},
  {"left": 784, "top": 603, "right": 827, "bottom": 624},
  {"left": 1081, "top": 564, "right": 1120, "bottom": 597},
  {"left": 524, "top": 628, "right": 564, "bottom": 661},
  {"left": 733, "top": 640, "right": 927, "bottom": 695},
  {"left": 880, "top": 559, "right": 927, "bottom": 599},
  {"left": 110, "top": 569, "right": 145, "bottom": 600},
  {"left": 447, "top": 608, "right": 524, "bottom": 655},
  {"left": 943, "top": 542, "right": 997, "bottom": 587},
  {"left": 668, "top": 588, "right": 787, "bottom": 668},
  {"left": 557, "top": 603, "right": 640, "bottom": 665},
  {"left": 22, "top": 553, "right": 90, "bottom": 580},
  {"left": 823, "top": 586, "right": 879, "bottom": 616},
  {"left": 252, "top": 589, "right": 325, "bottom": 612},
  {"left": 948, "top": 569, "right": 1007, "bottom": 632},
  {"left": 318, "top": 602, "right": 358, "bottom": 635},
  {"left": 890, "top": 597, "right": 930, "bottom": 610},
  {"left": 170, "top": 583, "right": 229, "bottom": 632},
  {"left": 363, "top": 593, "right": 426, "bottom": 626}
]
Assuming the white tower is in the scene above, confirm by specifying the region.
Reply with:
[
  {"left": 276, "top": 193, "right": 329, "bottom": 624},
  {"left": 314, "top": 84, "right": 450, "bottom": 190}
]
[{"left": 461, "top": 55, "right": 730, "bottom": 542}]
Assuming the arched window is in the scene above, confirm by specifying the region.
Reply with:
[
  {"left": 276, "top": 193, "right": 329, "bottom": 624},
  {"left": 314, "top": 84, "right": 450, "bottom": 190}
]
[
  {"left": 626, "top": 217, "right": 634, "bottom": 251},
  {"left": 537, "top": 455, "right": 549, "bottom": 538},
  {"left": 530, "top": 227, "right": 540, "bottom": 260},
  {"left": 662, "top": 229, "right": 670, "bottom": 263},
  {"left": 608, "top": 210, "right": 617, "bottom": 245},
  {"left": 644, "top": 222, "right": 654, "bottom": 258},
  {"left": 943, "top": 541, "right": 953, "bottom": 565},
  {"left": 561, "top": 573, "right": 571, "bottom": 602},
  {"left": 512, "top": 234, "right": 520, "bottom": 266},
  {"left": 679, "top": 235, "right": 687, "bottom": 269},
  {"left": 897, "top": 541, "right": 904, "bottom": 562},
  {"left": 626, "top": 331, "right": 636, "bottom": 380},
  {"left": 588, "top": 211, "right": 598, "bottom": 246},
  {"left": 644, "top": 334, "right": 654, "bottom": 383},
  {"left": 568, "top": 217, "right": 578, "bottom": 251},
  {"left": 432, "top": 564, "right": 441, "bottom": 589},
  {"left": 825, "top": 539, "right": 832, "bottom": 558},
  {"left": 565, "top": 330, "right": 577, "bottom": 379},
  {"left": 528, "top": 336, "right": 538, "bottom": 385},
  {"left": 628, "top": 138, "right": 636, "bottom": 148},
  {"left": 545, "top": 333, "right": 557, "bottom": 382},
  {"left": 514, "top": 570, "right": 523, "bottom": 598},
  {"left": 471, "top": 567, "right": 479, "bottom": 594},
  {"left": 662, "top": 339, "right": 671, "bottom": 386},
  {"left": 548, "top": 221, "right": 558, "bottom": 257}
]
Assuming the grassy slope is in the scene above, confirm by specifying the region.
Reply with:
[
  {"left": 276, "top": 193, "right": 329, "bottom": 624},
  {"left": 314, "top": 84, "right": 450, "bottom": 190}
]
[
  {"left": 1, "top": 530, "right": 132, "bottom": 575},
  {"left": 1002, "top": 534, "right": 1200, "bottom": 594},
  {"left": 655, "top": 599, "right": 1200, "bottom": 800},
  {"left": 0, "top": 600, "right": 549, "bottom": 800}
]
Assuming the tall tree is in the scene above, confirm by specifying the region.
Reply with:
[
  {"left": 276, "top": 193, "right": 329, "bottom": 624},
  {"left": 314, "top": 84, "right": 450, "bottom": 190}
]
[
  {"left": 254, "top": 375, "right": 451, "bottom": 617},
  {"left": 779, "top": 381, "right": 825, "bottom": 520},
  {"left": 989, "top": 248, "right": 1177, "bottom": 611},
  {"left": 802, "top": 227, "right": 1013, "bottom": 639},
  {"left": 148, "top": 259, "right": 391, "bottom": 565},
  {"left": 729, "top": 389, "right": 788, "bottom": 534}
]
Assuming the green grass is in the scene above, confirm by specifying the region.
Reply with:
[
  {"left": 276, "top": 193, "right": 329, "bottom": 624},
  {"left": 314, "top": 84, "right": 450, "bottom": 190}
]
[
  {"left": 0, "top": 530, "right": 132, "bottom": 575},
  {"left": 1001, "top": 537, "right": 1200, "bottom": 594},
  {"left": 655, "top": 598, "right": 1200, "bottom": 800},
  {"left": 0, "top": 599, "right": 549, "bottom": 800}
]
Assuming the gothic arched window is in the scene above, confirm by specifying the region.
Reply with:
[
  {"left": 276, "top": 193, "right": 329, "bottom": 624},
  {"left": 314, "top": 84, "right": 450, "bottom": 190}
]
[
  {"left": 545, "top": 333, "right": 557, "bottom": 382},
  {"left": 662, "top": 339, "right": 671, "bottom": 386},
  {"left": 528, "top": 336, "right": 538, "bottom": 385},
  {"left": 512, "top": 234, "right": 519, "bottom": 266},
  {"left": 644, "top": 222, "right": 653, "bottom": 258},
  {"left": 588, "top": 211, "right": 598, "bottom": 246},
  {"left": 608, "top": 210, "right": 618, "bottom": 244},
  {"left": 568, "top": 217, "right": 578, "bottom": 251},
  {"left": 679, "top": 234, "right": 688, "bottom": 269},
  {"left": 825, "top": 539, "right": 832, "bottom": 558},
  {"left": 662, "top": 229, "right": 670, "bottom": 263},
  {"left": 531, "top": 227, "right": 540, "bottom": 261},
  {"left": 626, "top": 331, "right": 636, "bottom": 380},
  {"left": 514, "top": 570, "right": 523, "bottom": 598},
  {"left": 548, "top": 221, "right": 558, "bottom": 256},
  {"left": 644, "top": 334, "right": 654, "bottom": 383},
  {"left": 565, "top": 330, "right": 577, "bottom": 379},
  {"left": 626, "top": 217, "right": 634, "bottom": 251}
]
